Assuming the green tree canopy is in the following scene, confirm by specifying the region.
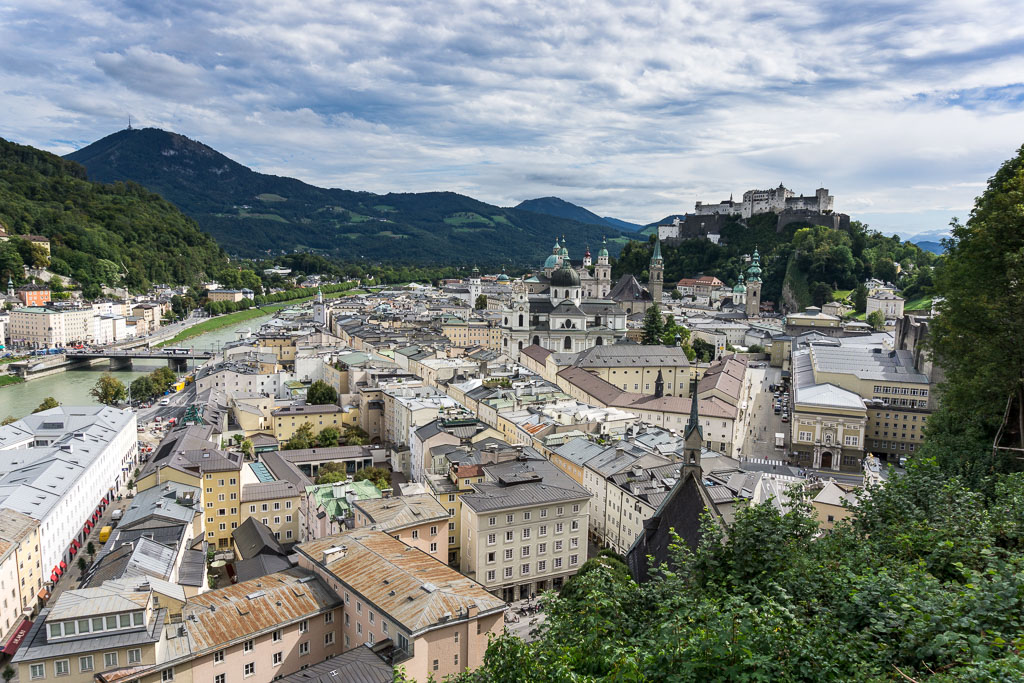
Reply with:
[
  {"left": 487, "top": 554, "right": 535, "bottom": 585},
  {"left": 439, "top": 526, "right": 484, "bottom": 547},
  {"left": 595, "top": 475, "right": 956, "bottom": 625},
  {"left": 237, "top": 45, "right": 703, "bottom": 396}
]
[
  {"left": 640, "top": 304, "right": 665, "bottom": 345},
  {"left": 315, "top": 461, "right": 348, "bottom": 485},
  {"left": 89, "top": 374, "right": 126, "bottom": 405},
  {"left": 352, "top": 466, "right": 391, "bottom": 491},
  {"left": 866, "top": 309, "right": 885, "bottom": 330},
  {"left": 284, "top": 422, "right": 315, "bottom": 451},
  {"left": 474, "top": 293, "right": 488, "bottom": 310},
  {"left": 306, "top": 380, "right": 339, "bottom": 406},
  {"left": 33, "top": 397, "right": 59, "bottom": 413},
  {"left": 316, "top": 426, "right": 341, "bottom": 448}
]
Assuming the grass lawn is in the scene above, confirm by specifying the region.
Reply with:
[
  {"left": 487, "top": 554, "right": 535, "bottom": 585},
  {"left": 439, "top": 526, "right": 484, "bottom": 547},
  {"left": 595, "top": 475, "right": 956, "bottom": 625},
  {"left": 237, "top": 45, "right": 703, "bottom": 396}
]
[
  {"left": 904, "top": 295, "right": 933, "bottom": 311},
  {"left": 0, "top": 354, "right": 29, "bottom": 367},
  {"left": 832, "top": 289, "right": 852, "bottom": 301},
  {"left": 256, "top": 193, "right": 287, "bottom": 202},
  {"left": 0, "top": 375, "right": 25, "bottom": 388}
]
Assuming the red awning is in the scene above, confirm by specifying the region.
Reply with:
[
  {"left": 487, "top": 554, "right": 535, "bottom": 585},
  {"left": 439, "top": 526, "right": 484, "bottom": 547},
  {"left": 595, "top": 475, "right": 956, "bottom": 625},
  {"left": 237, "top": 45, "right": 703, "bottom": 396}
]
[
  {"left": 1, "top": 618, "right": 32, "bottom": 655},
  {"left": 83, "top": 524, "right": 90, "bottom": 533},
  {"left": 102, "top": 496, "right": 108, "bottom": 504},
  {"left": 50, "top": 572, "right": 58, "bottom": 582},
  {"left": 72, "top": 539, "right": 80, "bottom": 549},
  {"left": 91, "top": 512, "right": 97, "bottom": 522},
  {"left": 59, "top": 560, "right": 66, "bottom": 569},
  {"left": 69, "top": 546, "right": 77, "bottom": 556}
]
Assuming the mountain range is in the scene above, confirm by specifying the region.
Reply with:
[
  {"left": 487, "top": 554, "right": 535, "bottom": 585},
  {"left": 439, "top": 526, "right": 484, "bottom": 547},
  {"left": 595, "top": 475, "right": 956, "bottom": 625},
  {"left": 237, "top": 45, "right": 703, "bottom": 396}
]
[{"left": 65, "top": 129, "right": 630, "bottom": 265}]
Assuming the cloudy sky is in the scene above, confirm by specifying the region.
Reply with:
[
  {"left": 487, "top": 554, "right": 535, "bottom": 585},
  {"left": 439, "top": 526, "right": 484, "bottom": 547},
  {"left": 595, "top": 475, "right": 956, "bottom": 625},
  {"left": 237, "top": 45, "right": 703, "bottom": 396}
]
[{"left": 3, "top": 0, "right": 1023, "bottom": 235}]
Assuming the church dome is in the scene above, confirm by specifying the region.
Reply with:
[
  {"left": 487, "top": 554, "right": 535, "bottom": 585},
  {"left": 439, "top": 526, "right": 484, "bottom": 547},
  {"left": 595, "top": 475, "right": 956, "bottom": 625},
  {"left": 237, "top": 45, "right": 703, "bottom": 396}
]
[
  {"left": 543, "top": 254, "right": 560, "bottom": 269},
  {"left": 598, "top": 238, "right": 609, "bottom": 258},
  {"left": 550, "top": 262, "right": 581, "bottom": 287},
  {"left": 733, "top": 273, "right": 746, "bottom": 293}
]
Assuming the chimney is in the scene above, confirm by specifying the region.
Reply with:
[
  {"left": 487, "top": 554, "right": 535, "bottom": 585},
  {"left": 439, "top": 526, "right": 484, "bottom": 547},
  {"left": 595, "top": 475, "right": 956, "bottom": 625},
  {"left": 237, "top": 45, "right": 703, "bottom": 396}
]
[{"left": 322, "top": 545, "right": 347, "bottom": 564}]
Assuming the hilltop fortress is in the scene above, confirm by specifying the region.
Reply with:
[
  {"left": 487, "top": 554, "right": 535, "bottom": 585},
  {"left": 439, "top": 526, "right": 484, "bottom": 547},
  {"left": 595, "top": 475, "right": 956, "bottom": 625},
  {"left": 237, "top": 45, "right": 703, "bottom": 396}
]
[{"left": 659, "top": 183, "right": 849, "bottom": 243}]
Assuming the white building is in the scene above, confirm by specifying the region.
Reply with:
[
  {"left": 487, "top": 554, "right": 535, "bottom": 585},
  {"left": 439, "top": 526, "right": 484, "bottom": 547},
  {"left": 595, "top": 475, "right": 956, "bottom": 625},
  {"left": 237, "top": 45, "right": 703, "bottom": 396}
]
[
  {"left": 7, "top": 307, "right": 98, "bottom": 349},
  {"left": 0, "top": 407, "right": 138, "bottom": 584},
  {"left": 693, "top": 185, "right": 834, "bottom": 220}
]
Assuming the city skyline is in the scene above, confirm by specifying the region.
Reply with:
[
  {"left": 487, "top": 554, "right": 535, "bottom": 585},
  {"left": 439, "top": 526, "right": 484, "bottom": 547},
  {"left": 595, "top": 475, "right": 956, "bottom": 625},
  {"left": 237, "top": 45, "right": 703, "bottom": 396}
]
[{"left": 2, "top": 0, "right": 1023, "bottom": 235}]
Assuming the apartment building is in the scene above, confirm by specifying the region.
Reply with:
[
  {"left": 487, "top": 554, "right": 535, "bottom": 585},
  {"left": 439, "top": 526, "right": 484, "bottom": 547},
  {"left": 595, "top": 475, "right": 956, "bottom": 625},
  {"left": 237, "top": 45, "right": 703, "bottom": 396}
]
[
  {"left": 0, "top": 510, "right": 41, "bottom": 646},
  {"left": 0, "top": 407, "right": 137, "bottom": 586},
  {"left": 300, "top": 481, "right": 382, "bottom": 541},
  {"left": 273, "top": 404, "right": 345, "bottom": 443},
  {"left": 297, "top": 530, "right": 506, "bottom": 681},
  {"left": 7, "top": 307, "right": 93, "bottom": 349},
  {"left": 440, "top": 318, "right": 502, "bottom": 351},
  {"left": 460, "top": 456, "right": 591, "bottom": 602},
  {"left": 352, "top": 494, "right": 451, "bottom": 562},
  {"left": 241, "top": 480, "right": 301, "bottom": 544}
]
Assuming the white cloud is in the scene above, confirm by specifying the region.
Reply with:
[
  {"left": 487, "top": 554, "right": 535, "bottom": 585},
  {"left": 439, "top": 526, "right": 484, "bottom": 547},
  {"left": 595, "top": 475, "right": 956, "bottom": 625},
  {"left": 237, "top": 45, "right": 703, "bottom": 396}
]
[{"left": 0, "top": 0, "right": 1021, "bottom": 234}]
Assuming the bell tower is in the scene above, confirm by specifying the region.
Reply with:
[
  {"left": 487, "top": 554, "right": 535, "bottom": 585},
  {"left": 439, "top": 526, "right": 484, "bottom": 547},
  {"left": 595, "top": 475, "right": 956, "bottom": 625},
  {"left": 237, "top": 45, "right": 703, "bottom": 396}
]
[
  {"left": 745, "top": 247, "right": 762, "bottom": 318},
  {"left": 595, "top": 238, "right": 611, "bottom": 298},
  {"left": 649, "top": 238, "right": 664, "bottom": 303}
]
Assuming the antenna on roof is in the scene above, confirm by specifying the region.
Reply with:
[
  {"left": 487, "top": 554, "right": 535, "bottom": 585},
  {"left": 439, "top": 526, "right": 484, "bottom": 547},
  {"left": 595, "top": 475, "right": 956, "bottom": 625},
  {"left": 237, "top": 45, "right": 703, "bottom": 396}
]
[{"left": 127, "top": 114, "right": 132, "bottom": 130}]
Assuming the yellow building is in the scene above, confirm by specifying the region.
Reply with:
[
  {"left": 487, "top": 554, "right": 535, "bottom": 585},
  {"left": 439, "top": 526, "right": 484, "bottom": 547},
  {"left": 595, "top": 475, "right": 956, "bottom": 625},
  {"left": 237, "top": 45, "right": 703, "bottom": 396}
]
[
  {"left": 272, "top": 404, "right": 345, "bottom": 442},
  {"left": 426, "top": 462, "right": 486, "bottom": 566},
  {"left": 440, "top": 318, "right": 503, "bottom": 351},
  {"left": 240, "top": 483, "right": 301, "bottom": 544},
  {"left": 256, "top": 334, "right": 298, "bottom": 365}
]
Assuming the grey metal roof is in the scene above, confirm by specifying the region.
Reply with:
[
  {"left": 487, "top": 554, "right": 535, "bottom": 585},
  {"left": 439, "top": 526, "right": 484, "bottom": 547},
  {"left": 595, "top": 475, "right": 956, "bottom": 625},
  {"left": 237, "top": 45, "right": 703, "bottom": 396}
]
[
  {"left": 460, "top": 459, "right": 590, "bottom": 513},
  {"left": 232, "top": 517, "right": 287, "bottom": 560},
  {"left": 277, "top": 646, "right": 392, "bottom": 683},
  {"left": 13, "top": 607, "right": 166, "bottom": 663},
  {"left": 241, "top": 480, "right": 299, "bottom": 502}
]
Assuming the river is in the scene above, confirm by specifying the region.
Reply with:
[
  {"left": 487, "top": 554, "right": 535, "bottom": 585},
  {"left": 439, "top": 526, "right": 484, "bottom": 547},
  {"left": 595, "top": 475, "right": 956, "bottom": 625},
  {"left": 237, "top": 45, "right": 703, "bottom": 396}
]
[{"left": 1, "top": 311, "right": 276, "bottom": 419}]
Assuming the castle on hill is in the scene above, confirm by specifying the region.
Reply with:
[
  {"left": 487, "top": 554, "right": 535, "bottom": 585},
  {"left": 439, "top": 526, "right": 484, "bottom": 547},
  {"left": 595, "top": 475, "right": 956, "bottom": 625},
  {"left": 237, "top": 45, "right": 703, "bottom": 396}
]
[{"left": 694, "top": 184, "right": 834, "bottom": 219}]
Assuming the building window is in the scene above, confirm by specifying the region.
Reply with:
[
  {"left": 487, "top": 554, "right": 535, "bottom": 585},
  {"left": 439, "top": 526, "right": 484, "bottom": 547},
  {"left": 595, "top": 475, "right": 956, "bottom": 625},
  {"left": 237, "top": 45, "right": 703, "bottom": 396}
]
[
  {"left": 128, "top": 648, "right": 142, "bottom": 664},
  {"left": 104, "top": 653, "right": 118, "bottom": 668},
  {"left": 504, "top": 548, "right": 513, "bottom": 560},
  {"left": 433, "top": 660, "right": 439, "bottom": 672},
  {"left": 54, "top": 660, "right": 70, "bottom": 676},
  {"left": 522, "top": 545, "right": 530, "bottom": 557},
  {"left": 325, "top": 632, "right": 335, "bottom": 646},
  {"left": 570, "top": 554, "right": 579, "bottom": 566},
  {"left": 488, "top": 517, "right": 496, "bottom": 526},
  {"left": 299, "top": 619, "right": 308, "bottom": 633},
  {"left": 505, "top": 531, "right": 513, "bottom": 542},
  {"left": 324, "top": 610, "right": 334, "bottom": 624},
  {"left": 539, "top": 525, "right": 547, "bottom": 536},
  {"left": 487, "top": 552, "right": 496, "bottom": 563},
  {"left": 244, "top": 663, "right": 255, "bottom": 677},
  {"left": 161, "top": 669, "right": 174, "bottom": 682},
  {"left": 538, "top": 560, "right": 547, "bottom": 572},
  {"left": 299, "top": 642, "right": 309, "bottom": 656},
  {"left": 538, "top": 542, "right": 546, "bottom": 554},
  {"left": 430, "top": 542, "right": 438, "bottom": 552},
  {"left": 411, "top": 530, "right": 419, "bottom": 539},
  {"left": 504, "top": 567, "right": 513, "bottom": 578},
  {"left": 79, "top": 656, "right": 93, "bottom": 673},
  {"left": 30, "top": 664, "right": 44, "bottom": 680},
  {"left": 214, "top": 650, "right": 224, "bottom": 663},
  {"left": 216, "top": 676, "right": 226, "bottom": 683},
  {"left": 273, "top": 652, "right": 283, "bottom": 666},
  {"left": 273, "top": 629, "right": 282, "bottom": 643},
  {"left": 243, "top": 640, "right": 254, "bottom": 653},
  {"left": 487, "top": 570, "right": 496, "bottom": 582}
]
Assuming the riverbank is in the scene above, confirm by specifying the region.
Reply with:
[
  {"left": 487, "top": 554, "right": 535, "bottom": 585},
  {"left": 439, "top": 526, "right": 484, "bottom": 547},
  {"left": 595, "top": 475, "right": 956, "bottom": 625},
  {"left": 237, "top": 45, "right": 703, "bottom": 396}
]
[
  {"left": 156, "top": 288, "right": 365, "bottom": 348},
  {"left": 0, "top": 375, "right": 25, "bottom": 387}
]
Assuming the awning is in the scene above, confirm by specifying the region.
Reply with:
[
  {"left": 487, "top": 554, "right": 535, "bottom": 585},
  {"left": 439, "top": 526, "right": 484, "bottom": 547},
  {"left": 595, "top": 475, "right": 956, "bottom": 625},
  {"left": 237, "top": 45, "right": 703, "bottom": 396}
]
[
  {"left": 37, "top": 588, "right": 49, "bottom": 601},
  {"left": 50, "top": 572, "right": 58, "bottom": 583},
  {"left": 83, "top": 524, "right": 90, "bottom": 533},
  {"left": 102, "top": 496, "right": 108, "bottom": 505},
  {"left": 59, "top": 560, "right": 66, "bottom": 570},
  {"left": 69, "top": 546, "right": 77, "bottom": 556},
  {"left": 1, "top": 618, "right": 32, "bottom": 655},
  {"left": 72, "top": 539, "right": 80, "bottom": 549}
]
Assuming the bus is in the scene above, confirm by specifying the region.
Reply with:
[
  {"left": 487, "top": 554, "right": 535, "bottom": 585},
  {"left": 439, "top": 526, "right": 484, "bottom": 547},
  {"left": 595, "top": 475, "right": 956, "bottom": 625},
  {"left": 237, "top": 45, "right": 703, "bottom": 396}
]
[{"left": 165, "top": 348, "right": 191, "bottom": 356}]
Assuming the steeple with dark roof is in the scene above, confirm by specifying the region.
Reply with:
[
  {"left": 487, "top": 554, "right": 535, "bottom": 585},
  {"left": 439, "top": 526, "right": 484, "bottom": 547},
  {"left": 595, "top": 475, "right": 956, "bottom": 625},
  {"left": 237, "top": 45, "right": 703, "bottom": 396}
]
[{"left": 683, "top": 378, "right": 702, "bottom": 462}]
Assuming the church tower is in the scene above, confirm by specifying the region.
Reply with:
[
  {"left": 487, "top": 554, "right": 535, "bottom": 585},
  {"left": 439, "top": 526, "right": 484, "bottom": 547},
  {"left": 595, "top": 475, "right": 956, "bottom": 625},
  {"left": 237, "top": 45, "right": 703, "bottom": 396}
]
[
  {"left": 313, "top": 287, "right": 327, "bottom": 326},
  {"left": 745, "top": 247, "right": 762, "bottom": 318},
  {"left": 683, "top": 378, "right": 703, "bottom": 463},
  {"left": 583, "top": 245, "right": 592, "bottom": 268},
  {"left": 595, "top": 238, "right": 611, "bottom": 298},
  {"left": 649, "top": 238, "right": 664, "bottom": 303}
]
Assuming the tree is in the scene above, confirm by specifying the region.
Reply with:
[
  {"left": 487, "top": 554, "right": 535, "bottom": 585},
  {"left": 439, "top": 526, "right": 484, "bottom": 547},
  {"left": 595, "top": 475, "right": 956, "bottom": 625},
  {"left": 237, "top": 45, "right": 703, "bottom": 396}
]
[
  {"left": 0, "top": 416, "right": 15, "bottom": 426},
  {"left": 306, "top": 380, "right": 339, "bottom": 406},
  {"left": 352, "top": 466, "right": 391, "bottom": 491},
  {"left": 284, "top": 422, "right": 315, "bottom": 450},
  {"left": 748, "top": 344, "right": 765, "bottom": 354},
  {"left": 640, "top": 304, "right": 665, "bottom": 345},
  {"left": 866, "top": 309, "right": 885, "bottom": 330},
  {"left": 77, "top": 557, "right": 86, "bottom": 575},
  {"left": 670, "top": 288, "right": 682, "bottom": 300},
  {"left": 33, "top": 396, "right": 59, "bottom": 413},
  {"left": 692, "top": 338, "right": 716, "bottom": 362},
  {"left": 811, "top": 282, "right": 833, "bottom": 307},
  {"left": 316, "top": 426, "right": 341, "bottom": 448},
  {"left": 3, "top": 665, "right": 14, "bottom": 683},
  {"left": 315, "top": 461, "right": 348, "bottom": 485},
  {"left": 343, "top": 424, "right": 369, "bottom": 446},
  {"left": 130, "top": 376, "right": 155, "bottom": 402},
  {"left": 90, "top": 374, "right": 126, "bottom": 405},
  {"left": 852, "top": 283, "right": 868, "bottom": 313},
  {"left": 474, "top": 293, "right": 488, "bottom": 310},
  {"left": 240, "top": 439, "right": 254, "bottom": 458},
  {"left": 86, "top": 541, "right": 95, "bottom": 558}
]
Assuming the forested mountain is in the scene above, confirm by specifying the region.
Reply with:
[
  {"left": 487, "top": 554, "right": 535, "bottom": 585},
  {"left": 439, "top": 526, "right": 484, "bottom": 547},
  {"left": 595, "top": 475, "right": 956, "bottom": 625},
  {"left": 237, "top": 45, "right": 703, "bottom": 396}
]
[
  {"left": 614, "top": 213, "right": 939, "bottom": 312},
  {"left": 66, "top": 129, "right": 626, "bottom": 265},
  {"left": 515, "top": 196, "right": 643, "bottom": 231},
  {"left": 0, "top": 137, "right": 227, "bottom": 297}
]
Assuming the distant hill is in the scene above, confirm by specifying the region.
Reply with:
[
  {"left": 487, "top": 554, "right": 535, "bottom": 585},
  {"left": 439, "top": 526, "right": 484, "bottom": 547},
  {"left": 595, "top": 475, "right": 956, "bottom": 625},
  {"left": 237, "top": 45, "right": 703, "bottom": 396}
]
[
  {"left": 66, "top": 129, "right": 623, "bottom": 265},
  {"left": 913, "top": 240, "right": 945, "bottom": 254},
  {"left": 0, "top": 136, "right": 226, "bottom": 296},
  {"left": 516, "top": 196, "right": 644, "bottom": 232}
]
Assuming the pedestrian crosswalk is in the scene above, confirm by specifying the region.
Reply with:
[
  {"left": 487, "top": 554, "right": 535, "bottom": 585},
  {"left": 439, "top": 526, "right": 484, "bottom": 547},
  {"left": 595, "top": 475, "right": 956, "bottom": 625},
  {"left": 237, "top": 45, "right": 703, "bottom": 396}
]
[{"left": 743, "top": 457, "right": 787, "bottom": 466}]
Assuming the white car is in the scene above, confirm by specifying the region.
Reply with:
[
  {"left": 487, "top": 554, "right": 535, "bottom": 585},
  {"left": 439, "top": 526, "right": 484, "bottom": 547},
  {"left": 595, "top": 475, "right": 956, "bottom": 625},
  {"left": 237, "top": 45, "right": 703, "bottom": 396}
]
[{"left": 160, "top": 398, "right": 170, "bottom": 406}]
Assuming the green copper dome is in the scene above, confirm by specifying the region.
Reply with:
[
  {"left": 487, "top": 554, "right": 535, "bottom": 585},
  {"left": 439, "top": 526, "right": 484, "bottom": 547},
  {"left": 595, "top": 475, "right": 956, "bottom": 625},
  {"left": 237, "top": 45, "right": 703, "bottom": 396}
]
[
  {"left": 544, "top": 254, "right": 560, "bottom": 269},
  {"left": 746, "top": 247, "right": 762, "bottom": 283},
  {"left": 598, "top": 237, "right": 609, "bottom": 258},
  {"left": 733, "top": 272, "right": 746, "bottom": 293}
]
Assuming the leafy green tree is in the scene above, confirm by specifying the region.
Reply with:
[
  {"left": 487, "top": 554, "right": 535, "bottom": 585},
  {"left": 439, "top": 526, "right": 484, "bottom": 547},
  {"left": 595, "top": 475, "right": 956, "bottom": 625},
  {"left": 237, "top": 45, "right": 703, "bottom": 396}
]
[
  {"left": 316, "top": 426, "right": 341, "bottom": 448},
  {"left": 811, "top": 281, "right": 833, "bottom": 307},
  {"left": 315, "top": 461, "right": 347, "bottom": 485},
  {"left": 474, "top": 293, "right": 488, "bottom": 310},
  {"left": 284, "top": 422, "right": 315, "bottom": 450},
  {"left": 0, "top": 416, "right": 16, "bottom": 426},
  {"left": 670, "top": 288, "right": 682, "bottom": 300},
  {"left": 76, "top": 557, "right": 86, "bottom": 575},
  {"left": 640, "top": 304, "right": 665, "bottom": 345},
  {"left": 306, "top": 380, "right": 339, "bottom": 406},
  {"left": 33, "top": 396, "right": 59, "bottom": 413},
  {"left": 352, "top": 466, "right": 391, "bottom": 491},
  {"left": 343, "top": 424, "right": 369, "bottom": 446},
  {"left": 3, "top": 664, "right": 15, "bottom": 682},
  {"left": 130, "top": 376, "right": 155, "bottom": 402},
  {"left": 89, "top": 374, "right": 126, "bottom": 405},
  {"left": 852, "top": 283, "right": 868, "bottom": 313},
  {"left": 866, "top": 309, "right": 885, "bottom": 330},
  {"left": 748, "top": 344, "right": 765, "bottom": 354},
  {"left": 692, "top": 338, "right": 716, "bottom": 362},
  {"left": 924, "top": 143, "right": 1024, "bottom": 487},
  {"left": 86, "top": 541, "right": 95, "bottom": 558}
]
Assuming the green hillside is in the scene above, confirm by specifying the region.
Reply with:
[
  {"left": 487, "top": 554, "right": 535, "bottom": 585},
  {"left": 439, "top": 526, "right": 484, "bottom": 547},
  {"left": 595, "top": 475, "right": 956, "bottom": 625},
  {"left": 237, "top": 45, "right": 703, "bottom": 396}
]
[
  {"left": 516, "top": 196, "right": 643, "bottom": 231},
  {"left": 615, "top": 214, "right": 939, "bottom": 312},
  {"left": 0, "top": 137, "right": 227, "bottom": 296},
  {"left": 66, "top": 128, "right": 626, "bottom": 265}
]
